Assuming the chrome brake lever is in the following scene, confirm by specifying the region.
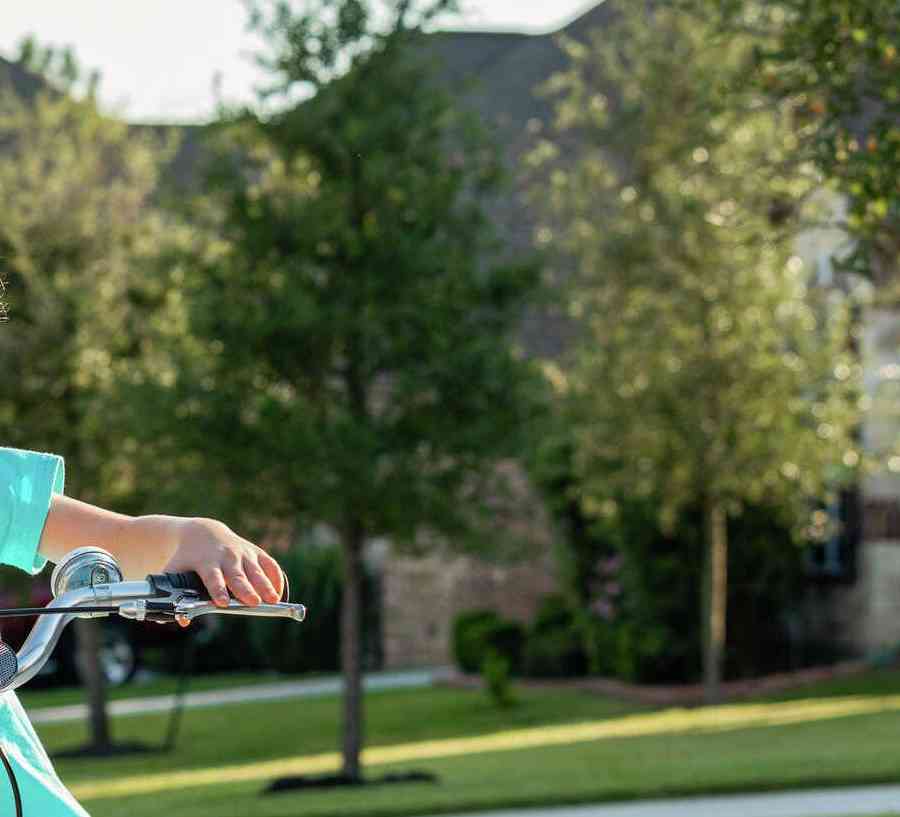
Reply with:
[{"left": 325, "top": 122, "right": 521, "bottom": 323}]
[
  {"left": 172, "top": 599, "right": 307, "bottom": 625},
  {"left": 118, "top": 598, "right": 306, "bottom": 625}
]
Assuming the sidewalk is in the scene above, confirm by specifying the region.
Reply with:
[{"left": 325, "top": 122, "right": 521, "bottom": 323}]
[
  {"left": 425, "top": 785, "right": 900, "bottom": 817},
  {"left": 28, "top": 667, "right": 451, "bottom": 724}
]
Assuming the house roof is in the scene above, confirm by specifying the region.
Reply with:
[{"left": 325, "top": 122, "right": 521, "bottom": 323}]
[
  {"left": 0, "top": 56, "right": 49, "bottom": 101},
  {"left": 421, "top": 5, "right": 622, "bottom": 356}
]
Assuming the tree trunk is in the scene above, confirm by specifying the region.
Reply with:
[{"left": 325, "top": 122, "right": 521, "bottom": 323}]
[
  {"left": 74, "top": 618, "right": 111, "bottom": 751},
  {"left": 340, "top": 519, "right": 365, "bottom": 781},
  {"left": 702, "top": 497, "right": 728, "bottom": 704}
]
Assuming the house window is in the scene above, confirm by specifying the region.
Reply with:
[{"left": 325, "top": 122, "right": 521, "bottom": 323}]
[{"left": 805, "top": 487, "right": 859, "bottom": 582}]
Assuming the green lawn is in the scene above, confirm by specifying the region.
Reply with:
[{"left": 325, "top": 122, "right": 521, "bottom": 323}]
[
  {"left": 746, "top": 667, "right": 900, "bottom": 702},
  {"left": 38, "top": 684, "right": 638, "bottom": 782},
  {"left": 26, "top": 668, "right": 900, "bottom": 817},
  {"left": 18, "top": 670, "right": 278, "bottom": 709},
  {"left": 76, "top": 709, "right": 900, "bottom": 817}
]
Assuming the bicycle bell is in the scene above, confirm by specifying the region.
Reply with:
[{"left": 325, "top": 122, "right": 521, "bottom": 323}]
[{"left": 51, "top": 546, "right": 123, "bottom": 598}]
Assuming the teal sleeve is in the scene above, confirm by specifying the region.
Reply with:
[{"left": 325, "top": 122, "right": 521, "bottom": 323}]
[
  {"left": 0, "top": 446, "right": 66, "bottom": 575},
  {"left": 0, "top": 691, "right": 92, "bottom": 816}
]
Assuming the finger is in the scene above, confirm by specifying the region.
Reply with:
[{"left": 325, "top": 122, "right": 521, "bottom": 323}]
[
  {"left": 244, "top": 555, "right": 279, "bottom": 603},
  {"left": 257, "top": 551, "right": 285, "bottom": 599},
  {"left": 224, "top": 563, "right": 262, "bottom": 606},
  {"left": 200, "top": 567, "right": 231, "bottom": 608}
]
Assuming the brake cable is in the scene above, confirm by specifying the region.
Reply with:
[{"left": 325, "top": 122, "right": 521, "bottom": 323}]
[
  {"left": 0, "top": 739, "right": 21, "bottom": 817},
  {"left": 0, "top": 607, "right": 120, "bottom": 617}
]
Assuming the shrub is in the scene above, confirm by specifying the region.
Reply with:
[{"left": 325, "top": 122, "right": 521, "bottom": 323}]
[
  {"left": 532, "top": 594, "right": 573, "bottom": 634},
  {"left": 589, "top": 500, "right": 809, "bottom": 683},
  {"left": 522, "top": 629, "right": 587, "bottom": 678},
  {"left": 452, "top": 610, "right": 524, "bottom": 674},
  {"left": 452, "top": 610, "right": 500, "bottom": 674},
  {"left": 484, "top": 619, "right": 525, "bottom": 672},
  {"left": 522, "top": 595, "right": 588, "bottom": 678},
  {"left": 482, "top": 649, "right": 516, "bottom": 708},
  {"left": 532, "top": 435, "right": 817, "bottom": 684}
]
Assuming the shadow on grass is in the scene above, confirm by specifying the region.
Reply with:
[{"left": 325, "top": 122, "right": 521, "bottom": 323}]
[{"left": 264, "top": 770, "right": 439, "bottom": 795}]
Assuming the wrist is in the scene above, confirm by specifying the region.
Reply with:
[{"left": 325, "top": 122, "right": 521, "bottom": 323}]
[{"left": 123, "top": 514, "right": 191, "bottom": 578}]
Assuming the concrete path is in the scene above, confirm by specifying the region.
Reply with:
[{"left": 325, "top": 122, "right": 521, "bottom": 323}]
[
  {"left": 28, "top": 667, "right": 451, "bottom": 724},
  {"left": 426, "top": 786, "right": 900, "bottom": 817}
]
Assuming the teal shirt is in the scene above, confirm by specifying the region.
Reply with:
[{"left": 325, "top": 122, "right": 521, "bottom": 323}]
[{"left": 0, "top": 447, "right": 90, "bottom": 817}]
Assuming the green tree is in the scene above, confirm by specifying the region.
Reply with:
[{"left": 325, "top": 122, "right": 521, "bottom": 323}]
[
  {"left": 530, "top": 3, "right": 867, "bottom": 701},
  {"left": 135, "top": 0, "right": 542, "bottom": 778},
  {"left": 686, "top": 0, "right": 899, "bottom": 294},
  {"left": 0, "top": 42, "right": 183, "bottom": 749}
]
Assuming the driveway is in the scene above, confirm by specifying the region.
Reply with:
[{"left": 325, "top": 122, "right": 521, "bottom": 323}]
[{"left": 424, "top": 785, "right": 900, "bottom": 817}]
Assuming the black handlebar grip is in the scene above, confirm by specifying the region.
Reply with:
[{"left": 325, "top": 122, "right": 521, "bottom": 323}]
[
  {"left": 167, "top": 571, "right": 209, "bottom": 595},
  {"left": 148, "top": 569, "right": 290, "bottom": 602}
]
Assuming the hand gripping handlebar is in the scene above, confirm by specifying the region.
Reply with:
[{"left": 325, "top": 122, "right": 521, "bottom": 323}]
[
  {"left": 0, "top": 546, "right": 306, "bottom": 692},
  {"left": 122, "top": 568, "right": 302, "bottom": 625}
]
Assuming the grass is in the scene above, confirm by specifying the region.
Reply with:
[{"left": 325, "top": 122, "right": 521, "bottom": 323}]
[
  {"left": 27, "top": 668, "right": 900, "bottom": 817},
  {"left": 18, "top": 671, "right": 279, "bottom": 710},
  {"left": 746, "top": 667, "right": 900, "bottom": 702},
  {"left": 74, "top": 709, "right": 900, "bottom": 817},
  {"left": 38, "top": 685, "right": 638, "bottom": 782}
]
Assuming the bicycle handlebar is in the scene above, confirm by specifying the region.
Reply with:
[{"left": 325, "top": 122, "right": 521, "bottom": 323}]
[
  {"left": 145, "top": 567, "right": 291, "bottom": 605},
  {"left": 0, "top": 548, "right": 306, "bottom": 692}
]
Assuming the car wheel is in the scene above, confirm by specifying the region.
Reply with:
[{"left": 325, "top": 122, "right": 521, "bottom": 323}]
[{"left": 98, "top": 624, "right": 140, "bottom": 687}]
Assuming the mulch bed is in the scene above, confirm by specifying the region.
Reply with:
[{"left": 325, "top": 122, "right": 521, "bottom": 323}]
[{"left": 439, "top": 659, "right": 871, "bottom": 707}]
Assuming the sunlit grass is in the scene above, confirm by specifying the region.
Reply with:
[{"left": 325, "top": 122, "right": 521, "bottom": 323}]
[
  {"left": 30, "top": 669, "right": 900, "bottom": 817},
  {"left": 40, "top": 685, "right": 638, "bottom": 782},
  {"left": 69, "top": 691, "right": 900, "bottom": 802},
  {"left": 80, "top": 709, "right": 900, "bottom": 817}
]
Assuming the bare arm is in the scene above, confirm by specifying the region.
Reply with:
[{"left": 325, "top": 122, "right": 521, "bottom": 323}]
[{"left": 38, "top": 494, "right": 283, "bottom": 612}]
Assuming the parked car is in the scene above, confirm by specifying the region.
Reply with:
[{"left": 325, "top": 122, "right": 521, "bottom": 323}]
[{"left": 0, "top": 575, "right": 197, "bottom": 687}]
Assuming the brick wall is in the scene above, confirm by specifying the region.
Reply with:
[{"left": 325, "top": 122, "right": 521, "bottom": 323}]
[
  {"left": 381, "top": 462, "right": 560, "bottom": 668},
  {"left": 381, "top": 548, "right": 559, "bottom": 668}
]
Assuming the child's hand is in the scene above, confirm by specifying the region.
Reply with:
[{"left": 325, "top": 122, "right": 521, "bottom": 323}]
[
  {"left": 38, "top": 498, "right": 286, "bottom": 624},
  {"left": 162, "top": 517, "right": 285, "bottom": 627}
]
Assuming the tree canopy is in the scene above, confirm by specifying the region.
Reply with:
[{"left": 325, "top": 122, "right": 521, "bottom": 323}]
[
  {"left": 529, "top": 2, "right": 867, "bottom": 697},
  {"left": 686, "top": 0, "right": 900, "bottom": 295},
  {"left": 123, "top": 0, "right": 545, "bottom": 777}
]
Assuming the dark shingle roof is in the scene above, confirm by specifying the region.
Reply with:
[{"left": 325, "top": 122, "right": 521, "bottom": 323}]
[
  {"left": 0, "top": 56, "right": 56, "bottom": 102},
  {"left": 435, "top": 2, "right": 619, "bottom": 148},
  {"left": 424, "top": 30, "right": 531, "bottom": 83},
  {"left": 427, "top": 3, "right": 622, "bottom": 356},
  {"left": 129, "top": 122, "right": 209, "bottom": 196},
  {"left": 0, "top": 54, "right": 210, "bottom": 203}
]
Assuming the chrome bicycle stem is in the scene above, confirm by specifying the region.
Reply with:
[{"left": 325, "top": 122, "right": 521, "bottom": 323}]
[{"left": 8, "top": 580, "right": 154, "bottom": 691}]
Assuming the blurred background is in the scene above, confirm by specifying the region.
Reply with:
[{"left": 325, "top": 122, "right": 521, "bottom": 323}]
[{"left": 0, "top": 1, "right": 898, "bottom": 816}]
